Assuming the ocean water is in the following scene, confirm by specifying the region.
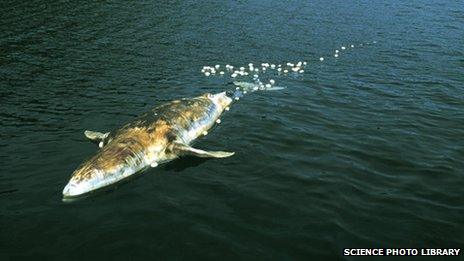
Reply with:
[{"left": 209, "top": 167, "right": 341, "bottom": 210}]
[{"left": 1, "top": 0, "right": 463, "bottom": 259}]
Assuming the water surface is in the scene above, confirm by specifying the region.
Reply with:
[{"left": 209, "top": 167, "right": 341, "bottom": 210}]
[{"left": 1, "top": 0, "right": 463, "bottom": 259}]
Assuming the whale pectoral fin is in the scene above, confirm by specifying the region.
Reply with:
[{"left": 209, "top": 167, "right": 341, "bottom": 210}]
[
  {"left": 173, "top": 143, "right": 235, "bottom": 158},
  {"left": 84, "top": 130, "right": 110, "bottom": 141}
]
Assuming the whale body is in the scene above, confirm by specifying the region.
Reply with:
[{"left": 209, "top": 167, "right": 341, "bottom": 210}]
[{"left": 62, "top": 92, "right": 234, "bottom": 198}]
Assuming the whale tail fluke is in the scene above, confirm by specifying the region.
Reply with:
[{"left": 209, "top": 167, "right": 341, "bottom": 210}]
[
  {"left": 233, "top": 81, "right": 285, "bottom": 92},
  {"left": 229, "top": 81, "right": 284, "bottom": 100}
]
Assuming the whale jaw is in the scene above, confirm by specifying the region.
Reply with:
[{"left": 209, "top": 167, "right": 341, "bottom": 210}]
[
  {"left": 62, "top": 180, "right": 89, "bottom": 197},
  {"left": 62, "top": 173, "right": 106, "bottom": 198},
  {"left": 62, "top": 164, "right": 146, "bottom": 198}
]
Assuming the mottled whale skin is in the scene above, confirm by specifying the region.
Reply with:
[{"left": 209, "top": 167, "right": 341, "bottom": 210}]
[{"left": 63, "top": 92, "right": 233, "bottom": 198}]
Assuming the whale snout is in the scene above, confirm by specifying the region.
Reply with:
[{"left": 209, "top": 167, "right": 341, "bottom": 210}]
[
  {"left": 62, "top": 167, "right": 107, "bottom": 198},
  {"left": 62, "top": 180, "right": 92, "bottom": 197},
  {"left": 62, "top": 181, "right": 76, "bottom": 197}
]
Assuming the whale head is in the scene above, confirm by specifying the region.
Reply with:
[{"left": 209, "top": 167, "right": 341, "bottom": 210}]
[
  {"left": 63, "top": 167, "right": 108, "bottom": 198},
  {"left": 63, "top": 137, "right": 152, "bottom": 198},
  {"left": 62, "top": 158, "right": 142, "bottom": 198}
]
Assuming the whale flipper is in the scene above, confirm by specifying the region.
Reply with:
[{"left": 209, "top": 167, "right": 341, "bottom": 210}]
[
  {"left": 173, "top": 143, "right": 234, "bottom": 158},
  {"left": 84, "top": 130, "right": 110, "bottom": 141}
]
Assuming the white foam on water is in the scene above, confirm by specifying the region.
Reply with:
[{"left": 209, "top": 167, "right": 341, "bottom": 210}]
[{"left": 199, "top": 40, "right": 376, "bottom": 97}]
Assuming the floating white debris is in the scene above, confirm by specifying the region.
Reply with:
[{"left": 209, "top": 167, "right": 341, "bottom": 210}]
[
  {"left": 243, "top": 90, "right": 247, "bottom": 94},
  {"left": 203, "top": 131, "right": 208, "bottom": 136},
  {"left": 151, "top": 162, "right": 158, "bottom": 168},
  {"left": 216, "top": 119, "right": 221, "bottom": 124},
  {"left": 234, "top": 97, "right": 240, "bottom": 101},
  {"left": 225, "top": 107, "right": 230, "bottom": 111},
  {"left": 201, "top": 42, "right": 367, "bottom": 85},
  {"left": 373, "top": 41, "right": 377, "bottom": 44},
  {"left": 99, "top": 141, "right": 103, "bottom": 148}
]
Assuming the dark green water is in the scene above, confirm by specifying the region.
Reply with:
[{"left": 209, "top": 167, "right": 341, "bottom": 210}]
[{"left": 1, "top": 0, "right": 463, "bottom": 259}]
